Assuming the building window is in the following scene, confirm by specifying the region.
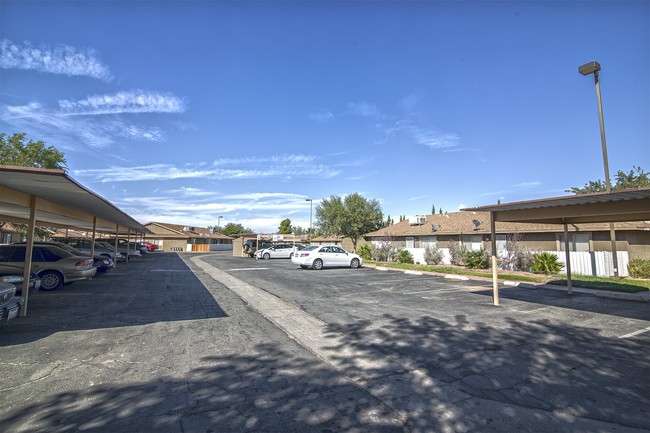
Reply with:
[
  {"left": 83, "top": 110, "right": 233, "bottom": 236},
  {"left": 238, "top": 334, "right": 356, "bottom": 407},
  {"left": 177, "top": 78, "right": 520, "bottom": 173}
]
[
  {"left": 405, "top": 237, "right": 415, "bottom": 248},
  {"left": 421, "top": 236, "right": 437, "bottom": 249},
  {"left": 462, "top": 235, "right": 482, "bottom": 251}
]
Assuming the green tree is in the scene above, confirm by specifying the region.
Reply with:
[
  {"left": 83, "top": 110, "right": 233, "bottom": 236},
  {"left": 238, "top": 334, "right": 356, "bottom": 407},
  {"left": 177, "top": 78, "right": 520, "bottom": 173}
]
[
  {"left": 431, "top": 203, "right": 435, "bottom": 214},
  {"left": 278, "top": 218, "right": 293, "bottom": 234},
  {"left": 11, "top": 224, "right": 55, "bottom": 241},
  {"left": 0, "top": 132, "right": 67, "bottom": 169},
  {"left": 567, "top": 166, "right": 649, "bottom": 194},
  {"left": 293, "top": 226, "right": 306, "bottom": 235},
  {"left": 385, "top": 215, "right": 394, "bottom": 227},
  {"left": 315, "top": 193, "right": 384, "bottom": 250},
  {"left": 221, "top": 222, "right": 254, "bottom": 238}
]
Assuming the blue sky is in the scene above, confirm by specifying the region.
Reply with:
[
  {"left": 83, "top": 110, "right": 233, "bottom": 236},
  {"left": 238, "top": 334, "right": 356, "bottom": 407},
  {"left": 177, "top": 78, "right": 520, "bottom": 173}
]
[{"left": 1, "top": 1, "right": 648, "bottom": 234}]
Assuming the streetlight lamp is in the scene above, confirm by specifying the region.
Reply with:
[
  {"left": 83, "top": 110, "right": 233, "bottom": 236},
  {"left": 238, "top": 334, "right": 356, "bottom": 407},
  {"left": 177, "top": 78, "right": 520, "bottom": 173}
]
[
  {"left": 305, "top": 198, "right": 313, "bottom": 243},
  {"left": 579, "top": 60, "right": 619, "bottom": 276}
]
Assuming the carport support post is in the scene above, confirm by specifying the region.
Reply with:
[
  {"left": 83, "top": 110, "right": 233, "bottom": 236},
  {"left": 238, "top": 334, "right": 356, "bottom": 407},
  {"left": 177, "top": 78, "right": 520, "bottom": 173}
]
[
  {"left": 490, "top": 212, "right": 499, "bottom": 306},
  {"left": 20, "top": 195, "right": 37, "bottom": 316},
  {"left": 115, "top": 224, "right": 123, "bottom": 263},
  {"left": 563, "top": 222, "right": 573, "bottom": 295},
  {"left": 90, "top": 217, "right": 97, "bottom": 257}
]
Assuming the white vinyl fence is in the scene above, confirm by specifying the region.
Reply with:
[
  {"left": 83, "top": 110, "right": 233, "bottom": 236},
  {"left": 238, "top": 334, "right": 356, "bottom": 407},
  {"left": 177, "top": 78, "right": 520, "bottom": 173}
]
[
  {"left": 404, "top": 248, "right": 629, "bottom": 277},
  {"left": 542, "top": 251, "right": 629, "bottom": 278}
]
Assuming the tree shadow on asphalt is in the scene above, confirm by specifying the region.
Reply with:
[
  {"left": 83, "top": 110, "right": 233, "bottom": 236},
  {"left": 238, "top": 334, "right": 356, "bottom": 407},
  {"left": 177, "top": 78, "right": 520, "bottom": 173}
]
[
  {"left": 321, "top": 314, "right": 650, "bottom": 432},
  {"left": 0, "top": 253, "right": 228, "bottom": 346},
  {"left": 0, "top": 343, "right": 403, "bottom": 433},
  {"left": 470, "top": 285, "right": 650, "bottom": 321},
  {"left": 2, "top": 315, "right": 648, "bottom": 433}
]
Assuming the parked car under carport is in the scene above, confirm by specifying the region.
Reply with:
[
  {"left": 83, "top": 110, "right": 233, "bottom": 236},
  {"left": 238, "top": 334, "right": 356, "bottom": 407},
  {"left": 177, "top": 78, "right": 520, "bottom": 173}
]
[
  {"left": 0, "top": 264, "right": 41, "bottom": 295},
  {"left": 0, "top": 244, "right": 96, "bottom": 291}
]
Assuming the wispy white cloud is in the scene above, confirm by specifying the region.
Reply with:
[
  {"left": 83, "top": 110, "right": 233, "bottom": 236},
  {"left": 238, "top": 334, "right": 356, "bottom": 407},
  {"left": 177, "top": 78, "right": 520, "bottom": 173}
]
[
  {"left": 479, "top": 181, "right": 543, "bottom": 198},
  {"left": 0, "top": 38, "right": 112, "bottom": 81},
  {"left": 515, "top": 181, "right": 541, "bottom": 188},
  {"left": 0, "top": 102, "right": 168, "bottom": 149},
  {"left": 334, "top": 157, "right": 373, "bottom": 167},
  {"left": 346, "top": 101, "right": 379, "bottom": 117},
  {"left": 0, "top": 90, "right": 185, "bottom": 149},
  {"left": 73, "top": 156, "right": 341, "bottom": 182},
  {"left": 58, "top": 90, "right": 186, "bottom": 115},
  {"left": 117, "top": 192, "right": 315, "bottom": 232},
  {"left": 212, "top": 155, "right": 317, "bottom": 166},
  {"left": 408, "top": 195, "right": 428, "bottom": 201},
  {"left": 308, "top": 109, "right": 334, "bottom": 123}
]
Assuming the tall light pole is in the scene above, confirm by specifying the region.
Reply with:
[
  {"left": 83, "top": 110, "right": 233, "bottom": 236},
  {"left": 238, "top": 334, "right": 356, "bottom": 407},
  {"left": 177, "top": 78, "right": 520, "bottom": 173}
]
[
  {"left": 579, "top": 60, "right": 619, "bottom": 276},
  {"left": 305, "top": 198, "right": 313, "bottom": 243},
  {"left": 217, "top": 216, "right": 223, "bottom": 232}
]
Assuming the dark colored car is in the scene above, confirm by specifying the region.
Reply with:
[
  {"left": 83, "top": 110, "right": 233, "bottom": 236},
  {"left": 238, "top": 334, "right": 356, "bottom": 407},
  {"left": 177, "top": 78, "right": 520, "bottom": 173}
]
[
  {"left": 0, "top": 264, "right": 41, "bottom": 295},
  {"left": 243, "top": 239, "right": 274, "bottom": 258},
  {"left": 50, "top": 237, "right": 124, "bottom": 263},
  {"left": 0, "top": 282, "right": 24, "bottom": 323}
]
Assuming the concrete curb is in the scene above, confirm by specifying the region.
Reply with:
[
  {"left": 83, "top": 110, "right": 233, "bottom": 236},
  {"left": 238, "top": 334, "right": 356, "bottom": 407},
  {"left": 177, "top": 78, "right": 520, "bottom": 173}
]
[{"left": 365, "top": 264, "right": 649, "bottom": 303}]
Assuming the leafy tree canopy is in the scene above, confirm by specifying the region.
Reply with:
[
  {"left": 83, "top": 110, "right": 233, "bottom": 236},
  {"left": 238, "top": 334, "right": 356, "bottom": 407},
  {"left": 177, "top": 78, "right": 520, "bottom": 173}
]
[
  {"left": 221, "top": 222, "right": 254, "bottom": 238},
  {"left": 567, "top": 166, "right": 649, "bottom": 194},
  {"left": 278, "top": 218, "right": 293, "bottom": 234},
  {"left": 0, "top": 132, "right": 67, "bottom": 169},
  {"left": 315, "top": 193, "right": 384, "bottom": 249}
]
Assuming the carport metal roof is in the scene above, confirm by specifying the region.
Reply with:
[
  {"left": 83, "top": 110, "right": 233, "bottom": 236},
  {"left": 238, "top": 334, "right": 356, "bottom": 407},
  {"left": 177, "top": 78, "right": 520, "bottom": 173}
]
[
  {"left": 0, "top": 165, "right": 150, "bottom": 235},
  {"left": 463, "top": 187, "right": 650, "bottom": 305},
  {"left": 466, "top": 187, "right": 650, "bottom": 225}
]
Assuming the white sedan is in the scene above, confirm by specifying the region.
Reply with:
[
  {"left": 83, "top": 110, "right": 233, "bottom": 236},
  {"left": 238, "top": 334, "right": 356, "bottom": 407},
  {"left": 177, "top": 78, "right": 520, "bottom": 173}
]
[
  {"left": 291, "top": 245, "right": 363, "bottom": 270},
  {"left": 256, "top": 244, "right": 300, "bottom": 259}
]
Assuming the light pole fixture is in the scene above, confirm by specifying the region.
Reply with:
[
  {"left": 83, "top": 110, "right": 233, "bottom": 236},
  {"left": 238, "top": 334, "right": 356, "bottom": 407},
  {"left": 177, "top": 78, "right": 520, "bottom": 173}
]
[
  {"left": 305, "top": 198, "right": 313, "bottom": 243},
  {"left": 579, "top": 60, "right": 619, "bottom": 276}
]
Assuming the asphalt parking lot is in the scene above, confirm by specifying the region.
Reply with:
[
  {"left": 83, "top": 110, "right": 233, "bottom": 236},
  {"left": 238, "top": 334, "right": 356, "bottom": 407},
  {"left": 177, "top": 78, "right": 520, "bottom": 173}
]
[{"left": 1, "top": 251, "right": 649, "bottom": 433}]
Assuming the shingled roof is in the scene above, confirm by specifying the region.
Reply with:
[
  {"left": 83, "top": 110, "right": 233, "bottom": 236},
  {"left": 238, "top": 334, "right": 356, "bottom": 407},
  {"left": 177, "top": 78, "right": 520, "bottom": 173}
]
[
  {"left": 365, "top": 211, "right": 650, "bottom": 237},
  {"left": 144, "top": 222, "right": 234, "bottom": 240}
]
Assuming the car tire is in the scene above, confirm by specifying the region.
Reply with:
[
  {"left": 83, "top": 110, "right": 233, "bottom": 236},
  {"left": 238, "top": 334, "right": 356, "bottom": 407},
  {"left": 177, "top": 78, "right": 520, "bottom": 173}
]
[
  {"left": 350, "top": 258, "right": 361, "bottom": 268},
  {"left": 289, "top": 253, "right": 293, "bottom": 258},
  {"left": 39, "top": 270, "right": 63, "bottom": 291},
  {"left": 312, "top": 259, "right": 323, "bottom": 270},
  {"left": 263, "top": 253, "right": 271, "bottom": 260}
]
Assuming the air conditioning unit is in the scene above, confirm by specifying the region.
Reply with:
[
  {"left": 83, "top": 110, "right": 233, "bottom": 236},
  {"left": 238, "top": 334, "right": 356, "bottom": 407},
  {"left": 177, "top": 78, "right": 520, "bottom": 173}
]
[{"left": 409, "top": 215, "right": 427, "bottom": 225}]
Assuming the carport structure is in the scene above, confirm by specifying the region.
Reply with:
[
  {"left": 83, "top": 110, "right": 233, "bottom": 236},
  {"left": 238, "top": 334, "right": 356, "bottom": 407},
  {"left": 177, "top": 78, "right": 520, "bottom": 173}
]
[
  {"left": 0, "top": 165, "right": 151, "bottom": 315},
  {"left": 464, "top": 187, "right": 650, "bottom": 305}
]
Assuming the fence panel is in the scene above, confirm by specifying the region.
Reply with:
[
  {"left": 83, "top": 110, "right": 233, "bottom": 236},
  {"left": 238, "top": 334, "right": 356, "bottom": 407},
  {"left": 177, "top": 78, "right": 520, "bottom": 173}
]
[{"left": 544, "top": 251, "right": 629, "bottom": 277}]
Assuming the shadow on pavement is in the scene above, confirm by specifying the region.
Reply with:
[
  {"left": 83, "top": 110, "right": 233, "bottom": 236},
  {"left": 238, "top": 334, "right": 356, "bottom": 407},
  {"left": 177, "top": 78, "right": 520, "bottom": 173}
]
[
  {"left": 322, "top": 314, "right": 650, "bottom": 432},
  {"left": 0, "top": 253, "right": 228, "bottom": 346},
  {"left": 470, "top": 285, "right": 650, "bottom": 321},
  {"left": 0, "top": 343, "right": 403, "bottom": 433},
  {"left": 2, "top": 314, "right": 648, "bottom": 432}
]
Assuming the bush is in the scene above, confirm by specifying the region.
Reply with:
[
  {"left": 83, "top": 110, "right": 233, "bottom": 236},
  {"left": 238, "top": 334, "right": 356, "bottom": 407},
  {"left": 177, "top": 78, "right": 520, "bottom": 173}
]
[
  {"left": 396, "top": 250, "right": 414, "bottom": 264},
  {"left": 423, "top": 245, "right": 443, "bottom": 265},
  {"left": 356, "top": 244, "right": 372, "bottom": 261},
  {"left": 464, "top": 249, "right": 490, "bottom": 269},
  {"left": 629, "top": 259, "right": 650, "bottom": 279},
  {"left": 531, "top": 252, "right": 564, "bottom": 274},
  {"left": 498, "top": 233, "right": 534, "bottom": 272},
  {"left": 448, "top": 239, "right": 467, "bottom": 266},
  {"left": 371, "top": 241, "right": 398, "bottom": 262}
]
